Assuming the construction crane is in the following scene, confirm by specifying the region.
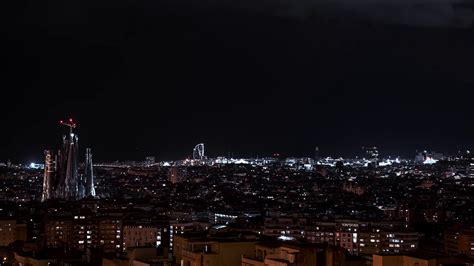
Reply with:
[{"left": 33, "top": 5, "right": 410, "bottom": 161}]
[{"left": 59, "top": 118, "right": 77, "bottom": 134}]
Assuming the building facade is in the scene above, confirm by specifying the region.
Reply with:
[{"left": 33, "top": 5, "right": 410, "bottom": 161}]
[
  {"left": 445, "top": 226, "right": 474, "bottom": 258},
  {"left": 0, "top": 220, "right": 27, "bottom": 246}
]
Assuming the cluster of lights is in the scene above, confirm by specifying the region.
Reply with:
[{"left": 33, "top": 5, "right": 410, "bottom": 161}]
[{"left": 423, "top": 157, "right": 438, "bottom": 165}]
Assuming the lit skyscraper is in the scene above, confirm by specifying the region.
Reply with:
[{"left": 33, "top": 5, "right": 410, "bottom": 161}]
[{"left": 193, "top": 143, "right": 205, "bottom": 160}]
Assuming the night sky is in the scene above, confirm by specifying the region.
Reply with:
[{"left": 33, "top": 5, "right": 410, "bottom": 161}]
[{"left": 1, "top": 0, "right": 474, "bottom": 163}]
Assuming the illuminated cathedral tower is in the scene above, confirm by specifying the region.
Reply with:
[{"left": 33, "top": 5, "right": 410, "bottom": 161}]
[
  {"left": 41, "top": 150, "right": 55, "bottom": 201},
  {"left": 84, "top": 148, "right": 96, "bottom": 197},
  {"left": 41, "top": 119, "right": 96, "bottom": 201},
  {"left": 56, "top": 120, "right": 80, "bottom": 200}
]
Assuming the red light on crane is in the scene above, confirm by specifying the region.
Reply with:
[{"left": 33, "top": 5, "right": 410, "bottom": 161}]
[{"left": 59, "top": 118, "right": 77, "bottom": 133}]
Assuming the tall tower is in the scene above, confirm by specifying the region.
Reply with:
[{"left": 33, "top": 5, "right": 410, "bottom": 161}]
[
  {"left": 84, "top": 148, "right": 96, "bottom": 197},
  {"left": 57, "top": 130, "right": 79, "bottom": 200},
  {"left": 193, "top": 143, "right": 205, "bottom": 160},
  {"left": 41, "top": 119, "right": 96, "bottom": 201},
  {"left": 55, "top": 119, "right": 80, "bottom": 200},
  {"left": 41, "top": 150, "right": 54, "bottom": 201}
]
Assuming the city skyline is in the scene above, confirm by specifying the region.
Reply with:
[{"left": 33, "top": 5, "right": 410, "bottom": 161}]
[
  {"left": 1, "top": 132, "right": 471, "bottom": 165},
  {"left": 1, "top": 126, "right": 473, "bottom": 164},
  {"left": 2, "top": 0, "right": 474, "bottom": 265}
]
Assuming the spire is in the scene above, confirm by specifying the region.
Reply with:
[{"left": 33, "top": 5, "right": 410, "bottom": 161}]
[
  {"left": 41, "top": 150, "right": 54, "bottom": 201},
  {"left": 41, "top": 119, "right": 95, "bottom": 201},
  {"left": 84, "top": 148, "right": 96, "bottom": 197},
  {"left": 56, "top": 119, "right": 80, "bottom": 200},
  {"left": 61, "top": 132, "right": 79, "bottom": 200}
]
